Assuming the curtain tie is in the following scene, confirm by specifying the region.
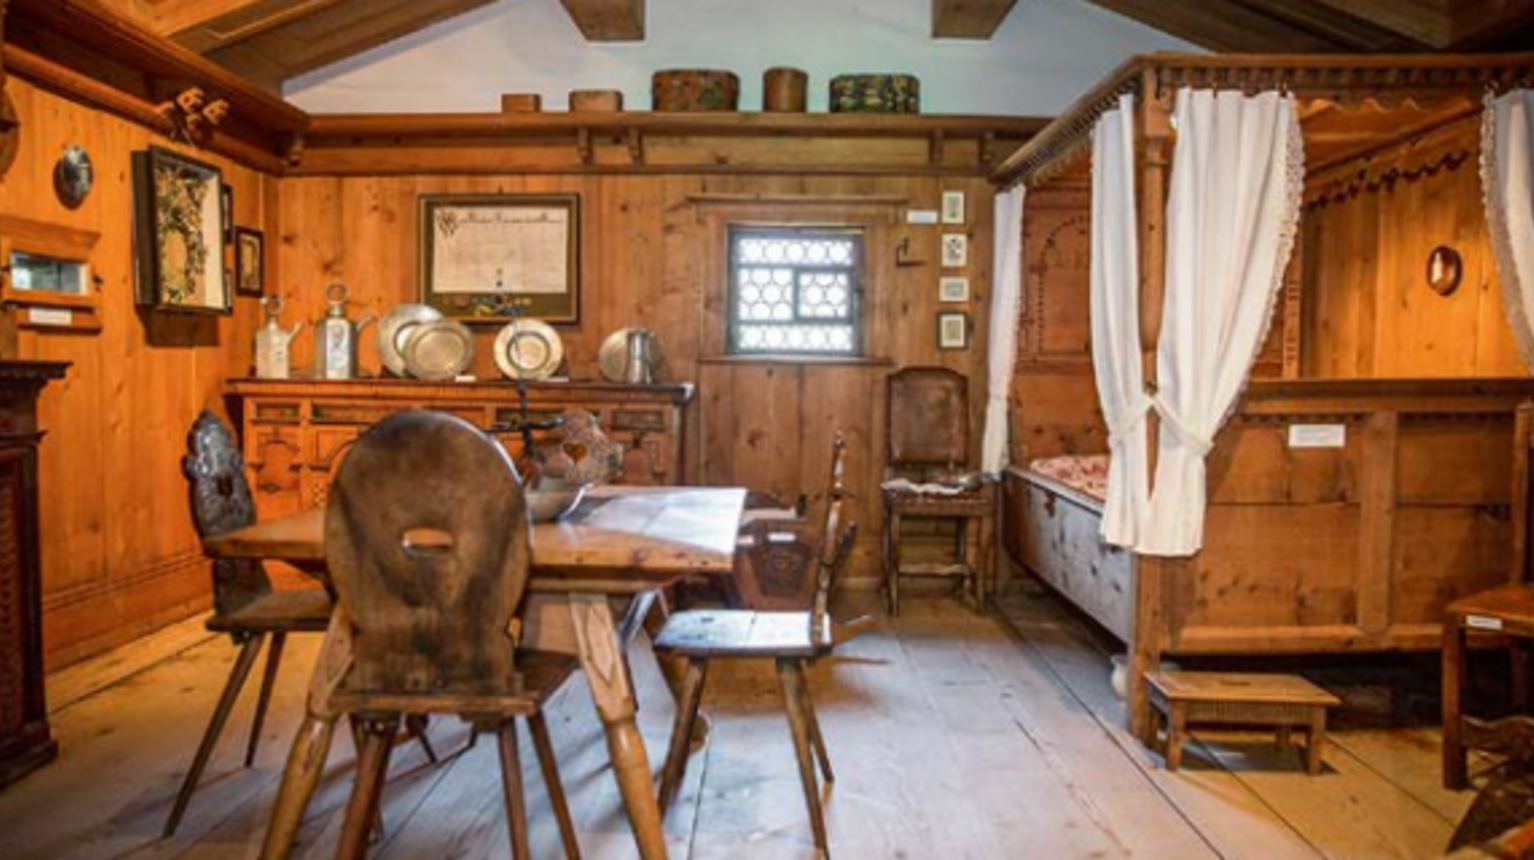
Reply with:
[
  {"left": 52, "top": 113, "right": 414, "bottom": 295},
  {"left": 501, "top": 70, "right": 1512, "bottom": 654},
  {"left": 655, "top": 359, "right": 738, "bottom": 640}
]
[
  {"left": 1150, "top": 394, "right": 1215, "bottom": 458},
  {"left": 1106, "top": 390, "right": 1152, "bottom": 446}
]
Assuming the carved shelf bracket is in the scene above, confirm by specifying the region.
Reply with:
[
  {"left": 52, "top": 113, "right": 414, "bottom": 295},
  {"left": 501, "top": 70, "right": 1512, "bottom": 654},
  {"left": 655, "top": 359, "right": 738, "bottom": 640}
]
[
  {"left": 576, "top": 127, "right": 593, "bottom": 165},
  {"left": 626, "top": 127, "right": 644, "bottom": 164},
  {"left": 154, "top": 87, "right": 230, "bottom": 147}
]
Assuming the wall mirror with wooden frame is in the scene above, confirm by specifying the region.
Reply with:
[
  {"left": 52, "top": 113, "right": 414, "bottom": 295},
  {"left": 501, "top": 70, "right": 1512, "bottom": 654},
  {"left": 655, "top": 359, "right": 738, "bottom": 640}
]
[{"left": 0, "top": 214, "right": 103, "bottom": 339}]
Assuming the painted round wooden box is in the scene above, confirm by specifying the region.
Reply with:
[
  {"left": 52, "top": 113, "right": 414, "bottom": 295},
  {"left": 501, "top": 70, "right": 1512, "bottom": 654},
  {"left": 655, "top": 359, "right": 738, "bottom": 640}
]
[
  {"left": 652, "top": 69, "right": 739, "bottom": 112},
  {"left": 829, "top": 73, "right": 920, "bottom": 114}
]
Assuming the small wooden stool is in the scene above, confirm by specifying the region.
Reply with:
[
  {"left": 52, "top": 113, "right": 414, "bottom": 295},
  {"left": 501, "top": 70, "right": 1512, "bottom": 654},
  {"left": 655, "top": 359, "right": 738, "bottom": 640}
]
[{"left": 1146, "top": 671, "right": 1340, "bottom": 774}]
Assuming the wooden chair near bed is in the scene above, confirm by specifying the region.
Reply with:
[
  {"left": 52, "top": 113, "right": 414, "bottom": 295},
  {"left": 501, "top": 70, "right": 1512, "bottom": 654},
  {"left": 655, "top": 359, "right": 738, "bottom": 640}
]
[
  {"left": 323, "top": 410, "right": 582, "bottom": 860},
  {"left": 881, "top": 367, "right": 996, "bottom": 616},
  {"left": 1443, "top": 403, "right": 1534, "bottom": 792}
]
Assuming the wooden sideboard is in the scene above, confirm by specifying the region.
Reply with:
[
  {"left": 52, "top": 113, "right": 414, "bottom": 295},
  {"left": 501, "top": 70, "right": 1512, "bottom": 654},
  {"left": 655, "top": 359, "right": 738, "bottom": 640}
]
[
  {"left": 224, "top": 378, "right": 694, "bottom": 520},
  {"left": 0, "top": 360, "right": 67, "bottom": 789}
]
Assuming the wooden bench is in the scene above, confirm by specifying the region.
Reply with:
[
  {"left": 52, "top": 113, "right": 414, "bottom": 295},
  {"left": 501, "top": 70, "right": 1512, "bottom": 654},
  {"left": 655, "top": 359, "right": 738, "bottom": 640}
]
[{"left": 1146, "top": 671, "right": 1341, "bottom": 774}]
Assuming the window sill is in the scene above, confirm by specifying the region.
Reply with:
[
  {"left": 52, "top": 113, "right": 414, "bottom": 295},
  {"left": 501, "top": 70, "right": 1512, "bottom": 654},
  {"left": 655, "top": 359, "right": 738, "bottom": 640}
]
[{"left": 699, "top": 355, "right": 895, "bottom": 367}]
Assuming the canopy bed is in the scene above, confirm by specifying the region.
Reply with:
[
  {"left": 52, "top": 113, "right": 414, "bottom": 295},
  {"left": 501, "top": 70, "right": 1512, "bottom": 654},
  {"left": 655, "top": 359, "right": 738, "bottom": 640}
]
[{"left": 990, "top": 54, "right": 1534, "bottom": 741}]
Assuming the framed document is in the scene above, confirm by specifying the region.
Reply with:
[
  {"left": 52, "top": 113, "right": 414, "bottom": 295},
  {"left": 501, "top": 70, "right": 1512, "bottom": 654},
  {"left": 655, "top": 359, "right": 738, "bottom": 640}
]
[{"left": 419, "top": 194, "right": 580, "bottom": 323}]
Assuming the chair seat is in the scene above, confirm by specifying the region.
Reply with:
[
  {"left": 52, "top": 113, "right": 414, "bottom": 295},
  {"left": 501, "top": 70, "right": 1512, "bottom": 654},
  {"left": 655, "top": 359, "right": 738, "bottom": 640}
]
[
  {"left": 329, "top": 649, "right": 578, "bottom": 717},
  {"left": 207, "top": 587, "right": 333, "bottom": 634},
  {"left": 882, "top": 485, "right": 992, "bottom": 517},
  {"left": 654, "top": 609, "right": 830, "bottom": 658}
]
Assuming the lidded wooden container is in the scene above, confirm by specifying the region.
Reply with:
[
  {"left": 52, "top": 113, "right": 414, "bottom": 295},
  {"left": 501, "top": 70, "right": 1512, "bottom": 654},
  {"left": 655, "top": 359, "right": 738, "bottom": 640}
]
[
  {"left": 763, "top": 67, "right": 808, "bottom": 112},
  {"left": 569, "top": 89, "right": 623, "bottom": 112},
  {"left": 829, "top": 74, "right": 920, "bottom": 113},
  {"left": 652, "top": 69, "right": 740, "bottom": 112}
]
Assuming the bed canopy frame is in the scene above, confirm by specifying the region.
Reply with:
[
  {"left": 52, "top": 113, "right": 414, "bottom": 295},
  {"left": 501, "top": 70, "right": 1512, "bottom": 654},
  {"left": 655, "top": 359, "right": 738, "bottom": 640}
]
[{"left": 991, "top": 53, "right": 1534, "bottom": 743}]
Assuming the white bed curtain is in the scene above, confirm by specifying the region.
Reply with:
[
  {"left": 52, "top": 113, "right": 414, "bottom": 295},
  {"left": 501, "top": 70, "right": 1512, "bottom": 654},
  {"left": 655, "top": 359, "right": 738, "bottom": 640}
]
[
  {"left": 1139, "top": 88, "right": 1305, "bottom": 556},
  {"left": 981, "top": 185, "right": 1027, "bottom": 475},
  {"left": 1089, "top": 94, "right": 1149, "bottom": 547},
  {"left": 1483, "top": 89, "right": 1534, "bottom": 370}
]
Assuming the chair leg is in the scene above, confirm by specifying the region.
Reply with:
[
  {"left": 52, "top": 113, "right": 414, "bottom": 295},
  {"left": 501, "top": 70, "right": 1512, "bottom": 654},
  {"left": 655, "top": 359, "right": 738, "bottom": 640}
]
[
  {"left": 164, "top": 633, "right": 265, "bottom": 837},
  {"left": 800, "top": 676, "right": 834, "bottom": 785},
  {"left": 245, "top": 632, "right": 287, "bottom": 768},
  {"left": 529, "top": 712, "right": 582, "bottom": 860},
  {"left": 777, "top": 658, "right": 829, "bottom": 855},
  {"left": 335, "top": 717, "right": 397, "bottom": 860},
  {"left": 403, "top": 714, "right": 438, "bottom": 764},
  {"left": 658, "top": 657, "right": 708, "bottom": 814},
  {"left": 886, "top": 511, "right": 902, "bottom": 618},
  {"left": 497, "top": 721, "right": 531, "bottom": 860}
]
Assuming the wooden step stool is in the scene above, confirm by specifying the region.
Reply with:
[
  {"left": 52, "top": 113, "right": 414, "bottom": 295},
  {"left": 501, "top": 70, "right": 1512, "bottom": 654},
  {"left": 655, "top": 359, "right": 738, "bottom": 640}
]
[{"left": 1145, "top": 671, "right": 1341, "bottom": 774}]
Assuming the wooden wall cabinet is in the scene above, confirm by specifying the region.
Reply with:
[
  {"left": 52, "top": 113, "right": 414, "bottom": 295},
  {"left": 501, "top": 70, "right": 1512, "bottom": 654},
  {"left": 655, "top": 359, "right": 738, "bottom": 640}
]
[
  {"left": 225, "top": 378, "right": 694, "bottom": 519},
  {"left": 0, "top": 360, "right": 66, "bottom": 789}
]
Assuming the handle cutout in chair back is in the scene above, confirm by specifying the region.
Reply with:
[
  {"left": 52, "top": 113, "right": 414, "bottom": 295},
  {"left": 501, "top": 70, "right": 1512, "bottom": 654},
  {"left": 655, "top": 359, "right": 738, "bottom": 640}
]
[{"left": 402, "top": 527, "right": 457, "bottom": 553}]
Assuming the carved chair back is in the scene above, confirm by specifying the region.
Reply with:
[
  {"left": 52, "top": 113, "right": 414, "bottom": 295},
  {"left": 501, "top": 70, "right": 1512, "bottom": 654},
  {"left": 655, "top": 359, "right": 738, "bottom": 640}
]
[
  {"left": 183, "top": 410, "right": 270, "bottom": 616},
  {"left": 812, "top": 433, "right": 855, "bottom": 637},
  {"left": 325, "top": 410, "right": 531, "bottom": 697},
  {"left": 886, "top": 367, "right": 970, "bottom": 473}
]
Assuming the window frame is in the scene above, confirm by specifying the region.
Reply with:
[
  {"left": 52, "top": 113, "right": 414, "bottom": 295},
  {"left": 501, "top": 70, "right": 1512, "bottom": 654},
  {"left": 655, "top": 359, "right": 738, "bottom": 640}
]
[{"left": 725, "top": 225, "right": 866, "bottom": 357}]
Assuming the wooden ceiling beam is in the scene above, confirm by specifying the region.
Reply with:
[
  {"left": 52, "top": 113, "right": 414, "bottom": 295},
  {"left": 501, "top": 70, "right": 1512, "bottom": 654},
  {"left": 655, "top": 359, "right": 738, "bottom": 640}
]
[
  {"left": 558, "top": 0, "right": 644, "bottom": 41},
  {"left": 1226, "top": 0, "right": 1434, "bottom": 50},
  {"left": 1078, "top": 0, "right": 1344, "bottom": 52},
  {"left": 931, "top": 0, "right": 1019, "bottom": 38}
]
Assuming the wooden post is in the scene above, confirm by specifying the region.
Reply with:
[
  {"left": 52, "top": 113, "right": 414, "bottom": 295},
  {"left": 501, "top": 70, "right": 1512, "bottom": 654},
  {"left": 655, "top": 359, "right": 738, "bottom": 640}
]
[
  {"left": 1127, "top": 71, "right": 1174, "bottom": 744},
  {"left": 0, "top": 0, "right": 21, "bottom": 182},
  {"left": 1512, "top": 404, "right": 1532, "bottom": 585}
]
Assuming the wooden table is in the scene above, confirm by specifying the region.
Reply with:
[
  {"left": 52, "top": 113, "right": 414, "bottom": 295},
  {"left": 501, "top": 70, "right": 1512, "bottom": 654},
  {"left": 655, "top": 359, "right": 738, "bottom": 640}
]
[
  {"left": 205, "top": 486, "right": 746, "bottom": 860},
  {"left": 1145, "top": 671, "right": 1340, "bottom": 775}
]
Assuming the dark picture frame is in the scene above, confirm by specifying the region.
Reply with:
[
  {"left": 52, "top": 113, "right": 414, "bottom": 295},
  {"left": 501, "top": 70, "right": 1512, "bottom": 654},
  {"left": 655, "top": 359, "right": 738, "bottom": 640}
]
[
  {"left": 234, "top": 227, "right": 265, "bottom": 297},
  {"left": 418, "top": 193, "right": 580, "bottom": 323},
  {"left": 131, "top": 146, "right": 231, "bottom": 314}
]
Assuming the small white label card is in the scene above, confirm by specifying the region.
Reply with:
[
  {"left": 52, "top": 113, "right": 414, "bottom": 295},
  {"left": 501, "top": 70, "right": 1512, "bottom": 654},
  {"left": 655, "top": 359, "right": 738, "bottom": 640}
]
[
  {"left": 905, "top": 209, "right": 939, "bottom": 225},
  {"left": 1466, "top": 614, "right": 1504, "bottom": 631},
  {"left": 1287, "top": 423, "right": 1346, "bottom": 449},
  {"left": 29, "top": 308, "right": 74, "bottom": 327}
]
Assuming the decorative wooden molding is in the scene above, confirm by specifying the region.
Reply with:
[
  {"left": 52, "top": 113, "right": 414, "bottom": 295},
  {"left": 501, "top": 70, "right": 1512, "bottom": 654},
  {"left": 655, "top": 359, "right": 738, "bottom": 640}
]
[{"left": 685, "top": 193, "right": 910, "bottom": 207}]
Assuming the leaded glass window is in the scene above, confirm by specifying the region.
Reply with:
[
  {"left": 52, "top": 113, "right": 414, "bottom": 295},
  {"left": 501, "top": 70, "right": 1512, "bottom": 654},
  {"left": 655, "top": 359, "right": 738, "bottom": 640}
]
[{"left": 728, "top": 227, "right": 863, "bottom": 356}]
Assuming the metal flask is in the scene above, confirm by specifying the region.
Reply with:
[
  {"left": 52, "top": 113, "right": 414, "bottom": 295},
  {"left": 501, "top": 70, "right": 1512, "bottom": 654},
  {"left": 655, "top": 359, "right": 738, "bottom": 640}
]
[
  {"left": 625, "top": 328, "right": 654, "bottom": 384},
  {"left": 314, "top": 283, "right": 373, "bottom": 380},
  {"left": 254, "top": 296, "right": 304, "bottom": 380}
]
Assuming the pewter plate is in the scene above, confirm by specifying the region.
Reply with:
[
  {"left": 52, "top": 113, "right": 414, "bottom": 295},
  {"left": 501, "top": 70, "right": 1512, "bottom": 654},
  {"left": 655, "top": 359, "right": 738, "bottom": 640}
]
[
  {"left": 377, "top": 303, "right": 443, "bottom": 377},
  {"left": 494, "top": 319, "right": 564, "bottom": 380},
  {"left": 402, "top": 319, "right": 474, "bottom": 380},
  {"left": 598, "top": 327, "right": 666, "bottom": 383}
]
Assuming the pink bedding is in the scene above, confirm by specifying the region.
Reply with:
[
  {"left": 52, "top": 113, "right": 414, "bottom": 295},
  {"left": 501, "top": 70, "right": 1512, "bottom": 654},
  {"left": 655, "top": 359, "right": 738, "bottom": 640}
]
[{"left": 1026, "top": 454, "right": 1111, "bottom": 502}]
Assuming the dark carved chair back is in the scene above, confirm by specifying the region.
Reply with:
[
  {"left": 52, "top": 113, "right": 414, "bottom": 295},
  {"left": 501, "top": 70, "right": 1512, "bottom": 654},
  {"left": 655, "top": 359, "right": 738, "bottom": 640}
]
[
  {"left": 183, "top": 410, "right": 270, "bottom": 616},
  {"left": 326, "top": 410, "right": 531, "bottom": 697},
  {"left": 886, "top": 367, "right": 969, "bottom": 469}
]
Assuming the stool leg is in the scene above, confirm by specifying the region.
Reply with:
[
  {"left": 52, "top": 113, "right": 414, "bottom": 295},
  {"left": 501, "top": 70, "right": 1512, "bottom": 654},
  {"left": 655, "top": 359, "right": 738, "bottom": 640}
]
[
  {"left": 778, "top": 659, "right": 828, "bottom": 854},
  {"left": 245, "top": 632, "right": 287, "bottom": 767},
  {"left": 164, "top": 634, "right": 264, "bottom": 837},
  {"left": 1165, "top": 706, "right": 1186, "bottom": 772},
  {"left": 888, "top": 511, "right": 902, "bottom": 618},
  {"left": 658, "top": 657, "right": 708, "bottom": 814},
  {"left": 1306, "top": 710, "right": 1327, "bottom": 776},
  {"left": 1444, "top": 619, "right": 1469, "bottom": 790},
  {"left": 497, "top": 721, "right": 531, "bottom": 860},
  {"left": 335, "top": 717, "right": 396, "bottom": 860},
  {"left": 528, "top": 713, "right": 582, "bottom": 860}
]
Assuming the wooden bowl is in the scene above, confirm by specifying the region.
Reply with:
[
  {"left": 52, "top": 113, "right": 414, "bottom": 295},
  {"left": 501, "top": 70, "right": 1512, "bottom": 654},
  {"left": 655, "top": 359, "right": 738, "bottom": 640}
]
[
  {"left": 652, "top": 69, "right": 739, "bottom": 112},
  {"left": 528, "top": 483, "right": 587, "bottom": 523}
]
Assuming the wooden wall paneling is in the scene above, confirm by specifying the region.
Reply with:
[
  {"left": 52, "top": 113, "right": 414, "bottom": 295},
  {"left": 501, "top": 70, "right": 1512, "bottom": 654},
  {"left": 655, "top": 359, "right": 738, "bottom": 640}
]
[{"left": 1, "top": 78, "right": 273, "bottom": 667}]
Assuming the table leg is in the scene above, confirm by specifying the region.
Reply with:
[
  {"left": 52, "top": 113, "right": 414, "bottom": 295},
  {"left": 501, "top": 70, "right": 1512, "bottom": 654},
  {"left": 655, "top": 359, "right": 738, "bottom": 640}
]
[
  {"left": 569, "top": 592, "right": 668, "bottom": 860},
  {"left": 259, "top": 712, "right": 338, "bottom": 860},
  {"left": 1443, "top": 617, "right": 1469, "bottom": 791}
]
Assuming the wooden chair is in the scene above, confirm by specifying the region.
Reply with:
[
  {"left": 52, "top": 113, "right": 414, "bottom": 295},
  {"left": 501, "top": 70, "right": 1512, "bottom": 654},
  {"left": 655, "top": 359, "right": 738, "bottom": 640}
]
[
  {"left": 653, "top": 435, "right": 857, "bottom": 855},
  {"left": 880, "top": 367, "right": 996, "bottom": 616},
  {"left": 1444, "top": 403, "right": 1534, "bottom": 791},
  {"left": 324, "top": 410, "right": 581, "bottom": 860},
  {"left": 164, "top": 411, "right": 334, "bottom": 837}
]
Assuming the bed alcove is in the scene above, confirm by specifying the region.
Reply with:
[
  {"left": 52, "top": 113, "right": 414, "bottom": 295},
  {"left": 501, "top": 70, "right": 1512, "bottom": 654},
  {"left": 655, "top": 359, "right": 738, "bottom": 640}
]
[{"left": 991, "top": 53, "right": 1534, "bottom": 742}]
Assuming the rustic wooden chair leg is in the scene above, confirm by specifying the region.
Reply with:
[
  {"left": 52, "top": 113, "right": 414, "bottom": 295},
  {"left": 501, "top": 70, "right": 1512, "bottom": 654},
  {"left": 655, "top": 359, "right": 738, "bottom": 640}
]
[
  {"left": 1444, "top": 620, "right": 1469, "bottom": 790},
  {"left": 778, "top": 659, "right": 829, "bottom": 855},
  {"left": 259, "top": 713, "right": 337, "bottom": 860},
  {"left": 800, "top": 677, "right": 834, "bottom": 784},
  {"left": 164, "top": 634, "right": 265, "bottom": 837},
  {"left": 1306, "top": 710, "right": 1327, "bottom": 776},
  {"left": 497, "top": 720, "right": 532, "bottom": 860},
  {"left": 528, "top": 712, "right": 582, "bottom": 860},
  {"left": 658, "top": 657, "right": 708, "bottom": 814},
  {"left": 335, "top": 717, "right": 397, "bottom": 860},
  {"left": 245, "top": 632, "right": 287, "bottom": 768},
  {"left": 887, "top": 511, "right": 902, "bottom": 618},
  {"left": 403, "top": 714, "right": 438, "bottom": 763},
  {"left": 1165, "top": 706, "right": 1186, "bottom": 772}
]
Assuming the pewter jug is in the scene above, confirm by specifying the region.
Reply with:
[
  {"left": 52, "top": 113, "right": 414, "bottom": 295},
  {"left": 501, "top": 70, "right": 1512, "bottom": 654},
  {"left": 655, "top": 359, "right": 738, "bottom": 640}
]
[
  {"left": 314, "top": 283, "right": 374, "bottom": 380},
  {"left": 254, "top": 296, "right": 304, "bottom": 379},
  {"left": 625, "top": 328, "right": 654, "bottom": 384}
]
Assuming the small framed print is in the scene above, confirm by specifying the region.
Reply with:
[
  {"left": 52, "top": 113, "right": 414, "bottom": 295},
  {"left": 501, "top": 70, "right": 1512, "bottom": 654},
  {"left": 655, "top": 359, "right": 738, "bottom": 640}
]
[
  {"left": 938, "top": 311, "right": 969, "bottom": 350},
  {"left": 941, "top": 190, "right": 965, "bottom": 224},
  {"left": 235, "top": 227, "right": 265, "bottom": 297},
  {"left": 941, "top": 233, "right": 968, "bottom": 268},
  {"left": 939, "top": 276, "right": 969, "bottom": 303}
]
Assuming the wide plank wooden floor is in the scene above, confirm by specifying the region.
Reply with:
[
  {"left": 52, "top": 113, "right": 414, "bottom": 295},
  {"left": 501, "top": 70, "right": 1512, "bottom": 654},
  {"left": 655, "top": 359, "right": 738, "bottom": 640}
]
[{"left": 0, "top": 584, "right": 1489, "bottom": 859}]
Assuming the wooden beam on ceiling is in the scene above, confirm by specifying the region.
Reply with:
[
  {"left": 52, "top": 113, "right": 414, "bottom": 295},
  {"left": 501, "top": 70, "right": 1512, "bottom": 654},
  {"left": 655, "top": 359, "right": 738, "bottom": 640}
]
[
  {"left": 1448, "top": 0, "right": 1534, "bottom": 49},
  {"left": 931, "top": 0, "right": 1020, "bottom": 38},
  {"left": 1078, "top": 0, "right": 1345, "bottom": 52},
  {"left": 558, "top": 0, "right": 644, "bottom": 41}
]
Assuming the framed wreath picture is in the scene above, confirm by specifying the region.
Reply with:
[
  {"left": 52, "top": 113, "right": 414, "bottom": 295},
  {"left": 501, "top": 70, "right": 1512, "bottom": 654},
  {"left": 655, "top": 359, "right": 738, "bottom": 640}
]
[
  {"left": 234, "top": 227, "right": 265, "bottom": 297},
  {"left": 132, "top": 146, "right": 231, "bottom": 314},
  {"left": 419, "top": 194, "right": 580, "bottom": 323}
]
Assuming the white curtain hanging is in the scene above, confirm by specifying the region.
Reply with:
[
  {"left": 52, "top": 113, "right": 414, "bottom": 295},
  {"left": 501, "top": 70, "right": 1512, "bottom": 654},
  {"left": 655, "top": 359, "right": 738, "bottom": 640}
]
[
  {"left": 1139, "top": 88, "right": 1305, "bottom": 556},
  {"left": 981, "top": 185, "right": 1027, "bottom": 475},
  {"left": 1089, "top": 94, "right": 1149, "bottom": 547},
  {"left": 1483, "top": 89, "right": 1534, "bottom": 370}
]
